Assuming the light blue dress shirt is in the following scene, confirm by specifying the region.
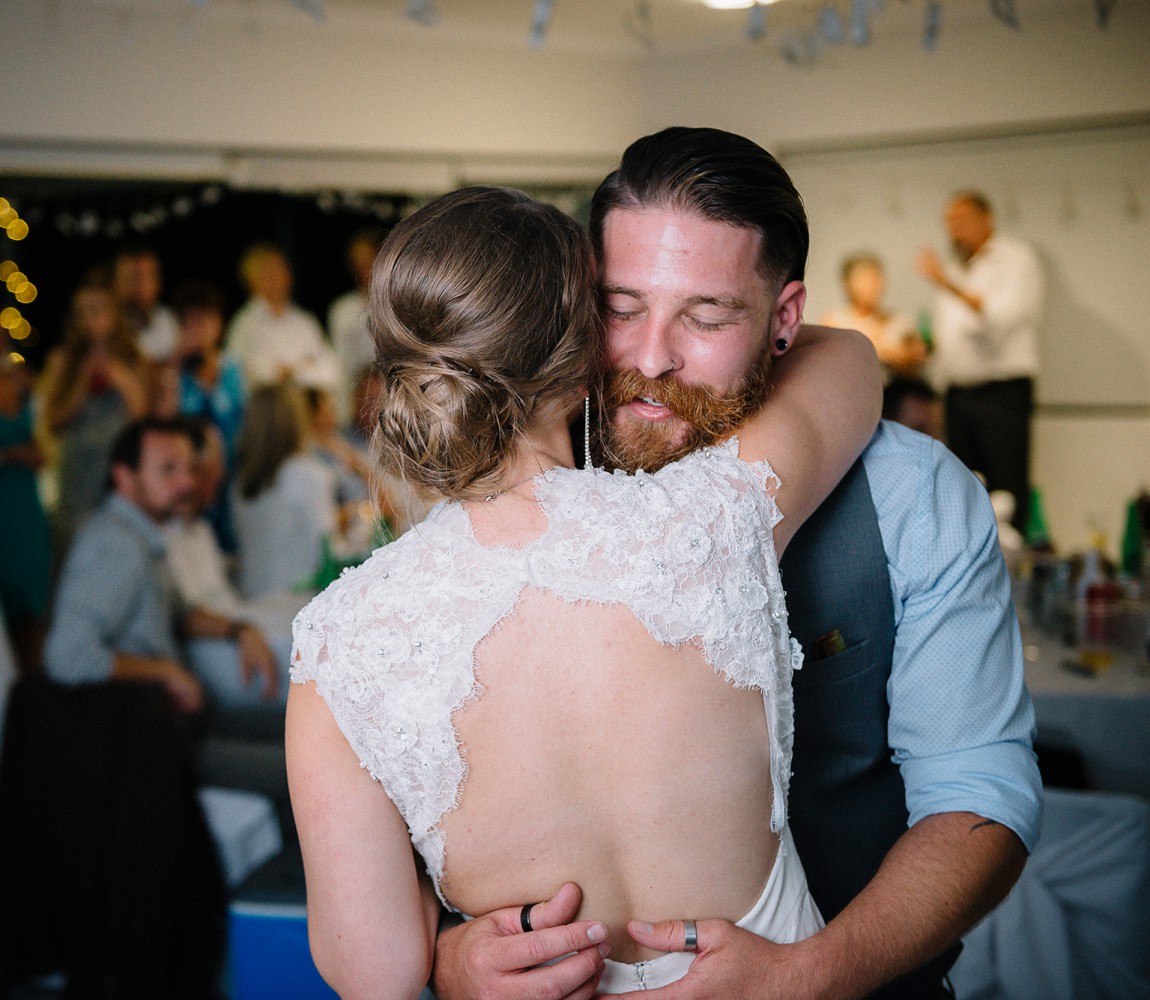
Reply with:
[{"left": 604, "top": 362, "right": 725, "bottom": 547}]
[
  {"left": 864, "top": 421, "right": 1042, "bottom": 850},
  {"left": 44, "top": 494, "right": 180, "bottom": 684}
]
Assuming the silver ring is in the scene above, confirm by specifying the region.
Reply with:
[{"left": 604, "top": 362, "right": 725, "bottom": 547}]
[{"left": 683, "top": 919, "right": 698, "bottom": 952}]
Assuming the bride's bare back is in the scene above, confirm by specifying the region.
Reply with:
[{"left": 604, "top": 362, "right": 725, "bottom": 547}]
[
  {"left": 290, "top": 443, "right": 804, "bottom": 981},
  {"left": 446, "top": 587, "right": 776, "bottom": 962}
]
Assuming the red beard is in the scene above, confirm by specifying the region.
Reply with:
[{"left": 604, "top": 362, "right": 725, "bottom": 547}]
[{"left": 601, "top": 357, "right": 769, "bottom": 473}]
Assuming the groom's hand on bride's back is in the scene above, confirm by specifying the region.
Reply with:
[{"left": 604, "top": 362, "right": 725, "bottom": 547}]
[
  {"left": 431, "top": 882, "right": 610, "bottom": 1000},
  {"left": 620, "top": 918, "right": 817, "bottom": 1000}
]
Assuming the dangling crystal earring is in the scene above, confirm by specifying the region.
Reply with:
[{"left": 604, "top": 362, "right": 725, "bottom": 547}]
[{"left": 584, "top": 393, "right": 593, "bottom": 470}]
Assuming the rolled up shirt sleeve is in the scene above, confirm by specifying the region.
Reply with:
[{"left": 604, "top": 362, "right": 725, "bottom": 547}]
[{"left": 874, "top": 426, "right": 1043, "bottom": 851}]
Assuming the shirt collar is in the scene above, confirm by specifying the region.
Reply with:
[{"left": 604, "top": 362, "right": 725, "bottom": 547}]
[
  {"left": 966, "top": 232, "right": 1000, "bottom": 267},
  {"left": 107, "top": 493, "right": 169, "bottom": 556},
  {"left": 250, "top": 296, "right": 293, "bottom": 320}
]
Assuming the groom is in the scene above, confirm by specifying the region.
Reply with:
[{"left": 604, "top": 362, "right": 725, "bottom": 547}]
[{"left": 432, "top": 128, "right": 1041, "bottom": 1000}]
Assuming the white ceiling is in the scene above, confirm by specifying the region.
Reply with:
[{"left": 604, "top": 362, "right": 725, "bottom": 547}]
[
  {"left": 316, "top": 0, "right": 1095, "bottom": 50},
  {"left": 74, "top": 0, "right": 1096, "bottom": 55}
]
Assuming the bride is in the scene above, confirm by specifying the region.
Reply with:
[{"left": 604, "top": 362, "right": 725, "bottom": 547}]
[{"left": 286, "top": 186, "right": 880, "bottom": 998}]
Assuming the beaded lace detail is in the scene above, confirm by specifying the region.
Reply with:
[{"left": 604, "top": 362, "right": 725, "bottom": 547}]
[{"left": 291, "top": 439, "right": 804, "bottom": 910}]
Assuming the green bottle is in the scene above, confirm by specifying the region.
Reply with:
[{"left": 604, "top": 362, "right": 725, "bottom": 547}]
[
  {"left": 1121, "top": 496, "right": 1144, "bottom": 578},
  {"left": 916, "top": 309, "right": 934, "bottom": 353},
  {"left": 1025, "top": 485, "right": 1052, "bottom": 551},
  {"left": 312, "top": 533, "right": 341, "bottom": 591}
]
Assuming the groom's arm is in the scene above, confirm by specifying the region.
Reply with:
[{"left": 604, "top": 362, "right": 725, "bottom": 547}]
[
  {"left": 619, "top": 435, "right": 1039, "bottom": 1000},
  {"left": 624, "top": 812, "right": 1024, "bottom": 1000}
]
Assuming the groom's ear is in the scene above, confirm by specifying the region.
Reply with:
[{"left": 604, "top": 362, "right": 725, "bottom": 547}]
[{"left": 770, "top": 280, "right": 806, "bottom": 356}]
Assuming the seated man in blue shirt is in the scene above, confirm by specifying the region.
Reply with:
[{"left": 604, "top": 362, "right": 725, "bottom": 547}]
[
  {"left": 44, "top": 417, "right": 278, "bottom": 712},
  {"left": 431, "top": 128, "right": 1042, "bottom": 1000}
]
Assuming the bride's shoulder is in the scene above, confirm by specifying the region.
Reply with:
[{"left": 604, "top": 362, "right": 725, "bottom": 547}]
[
  {"left": 649, "top": 440, "right": 781, "bottom": 502},
  {"left": 297, "top": 508, "right": 464, "bottom": 621}
]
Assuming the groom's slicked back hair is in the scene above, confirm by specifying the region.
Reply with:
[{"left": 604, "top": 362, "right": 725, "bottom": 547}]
[{"left": 589, "top": 126, "right": 809, "bottom": 289}]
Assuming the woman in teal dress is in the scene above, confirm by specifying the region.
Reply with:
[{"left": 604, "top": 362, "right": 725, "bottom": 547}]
[{"left": 0, "top": 356, "right": 51, "bottom": 673}]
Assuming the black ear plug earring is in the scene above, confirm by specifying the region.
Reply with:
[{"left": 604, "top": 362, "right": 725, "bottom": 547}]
[{"left": 775, "top": 338, "right": 789, "bottom": 352}]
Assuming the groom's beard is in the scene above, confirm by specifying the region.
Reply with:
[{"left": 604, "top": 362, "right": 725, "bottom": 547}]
[{"left": 601, "top": 348, "right": 771, "bottom": 474}]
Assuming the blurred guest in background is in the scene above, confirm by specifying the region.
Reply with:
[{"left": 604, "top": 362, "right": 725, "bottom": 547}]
[
  {"left": 225, "top": 243, "right": 339, "bottom": 391},
  {"left": 820, "top": 253, "right": 925, "bottom": 381},
  {"left": 43, "top": 418, "right": 204, "bottom": 714},
  {"left": 112, "top": 244, "right": 179, "bottom": 362},
  {"left": 327, "top": 229, "right": 381, "bottom": 425},
  {"left": 882, "top": 377, "right": 942, "bottom": 439},
  {"left": 0, "top": 356, "right": 51, "bottom": 674},
  {"left": 168, "top": 280, "right": 246, "bottom": 457},
  {"left": 344, "top": 363, "right": 427, "bottom": 535},
  {"left": 345, "top": 363, "right": 382, "bottom": 451},
  {"left": 167, "top": 423, "right": 289, "bottom": 710},
  {"left": 916, "top": 191, "right": 1044, "bottom": 533},
  {"left": 40, "top": 279, "right": 149, "bottom": 555},
  {"left": 303, "top": 386, "right": 370, "bottom": 505},
  {"left": 232, "top": 382, "right": 336, "bottom": 601},
  {"left": 303, "top": 385, "right": 382, "bottom": 556},
  {"left": 162, "top": 279, "right": 247, "bottom": 552}
]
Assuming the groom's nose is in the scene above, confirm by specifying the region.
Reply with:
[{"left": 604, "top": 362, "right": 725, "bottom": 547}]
[{"left": 626, "top": 312, "right": 682, "bottom": 381}]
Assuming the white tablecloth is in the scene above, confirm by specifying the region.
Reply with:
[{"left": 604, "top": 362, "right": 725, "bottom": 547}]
[
  {"left": 198, "top": 785, "right": 283, "bottom": 888},
  {"left": 952, "top": 788, "right": 1150, "bottom": 1000},
  {"left": 1023, "top": 627, "right": 1150, "bottom": 800}
]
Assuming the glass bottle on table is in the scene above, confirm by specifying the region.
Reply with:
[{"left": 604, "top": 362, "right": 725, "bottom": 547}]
[{"left": 1076, "top": 532, "right": 1119, "bottom": 671}]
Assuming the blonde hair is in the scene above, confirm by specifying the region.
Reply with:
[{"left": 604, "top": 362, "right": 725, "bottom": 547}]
[
  {"left": 369, "top": 186, "right": 602, "bottom": 502},
  {"left": 234, "top": 382, "right": 308, "bottom": 500}
]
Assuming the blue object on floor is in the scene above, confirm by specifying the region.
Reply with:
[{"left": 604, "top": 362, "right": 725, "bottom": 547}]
[
  {"left": 228, "top": 899, "right": 336, "bottom": 1000},
  {"left": 227, "top": 846, "right": 336, "bottom": 1000},
  {"left": 226, "top": 846, "right": 436, "bottom": 999}
]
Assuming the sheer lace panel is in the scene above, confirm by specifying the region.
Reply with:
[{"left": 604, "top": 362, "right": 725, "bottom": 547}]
[{"left": 291, "top": 440, "right": 803, "bottom": 909}]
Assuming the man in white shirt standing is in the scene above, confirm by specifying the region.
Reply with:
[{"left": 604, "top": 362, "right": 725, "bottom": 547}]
[
  {"left": 916, "top": 191, "right": 1044, "bottom": 533},
  {"left": 225, "top": 243, "right": 340, "bottom": 392},
  {"left": 327, "top": 229, "right": 381, "bottom": 426}
]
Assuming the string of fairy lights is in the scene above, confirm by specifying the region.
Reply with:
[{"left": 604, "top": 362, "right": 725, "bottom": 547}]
[
  {"left": 1, "top": 199, "right": 36, "bottom": 366},
  {"left": 0, "top": 182, "right": 408, "bottom": 366}
]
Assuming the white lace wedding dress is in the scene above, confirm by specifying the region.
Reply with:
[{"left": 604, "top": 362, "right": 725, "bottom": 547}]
[{"left": 291, "top": 440, "right": 823, "bottom": 992}]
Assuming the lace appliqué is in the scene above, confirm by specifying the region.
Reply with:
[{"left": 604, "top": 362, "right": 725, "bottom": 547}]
[{"left": 291, "top": 439, "right": 803, "bottom": 910}]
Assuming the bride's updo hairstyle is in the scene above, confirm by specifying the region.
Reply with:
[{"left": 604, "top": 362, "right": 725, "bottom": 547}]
[{"left": 369, "top": 186, "right": 601, "bottom": 501}]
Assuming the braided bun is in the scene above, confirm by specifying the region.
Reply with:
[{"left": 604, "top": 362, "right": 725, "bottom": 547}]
[{"left": 368, "top": 187, "right": 601, "bottom": 501}]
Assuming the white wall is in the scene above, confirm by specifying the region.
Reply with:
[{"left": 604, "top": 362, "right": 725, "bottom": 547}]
[
  {"left": 1033, "top": 416, "right": 1150, "bottom": 558},
  {"left": 641, "top": 2, "right": 1150, "bottom": 150},
  {"left": 4, "top": 0, "right": 641, "bottom": 189}
]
